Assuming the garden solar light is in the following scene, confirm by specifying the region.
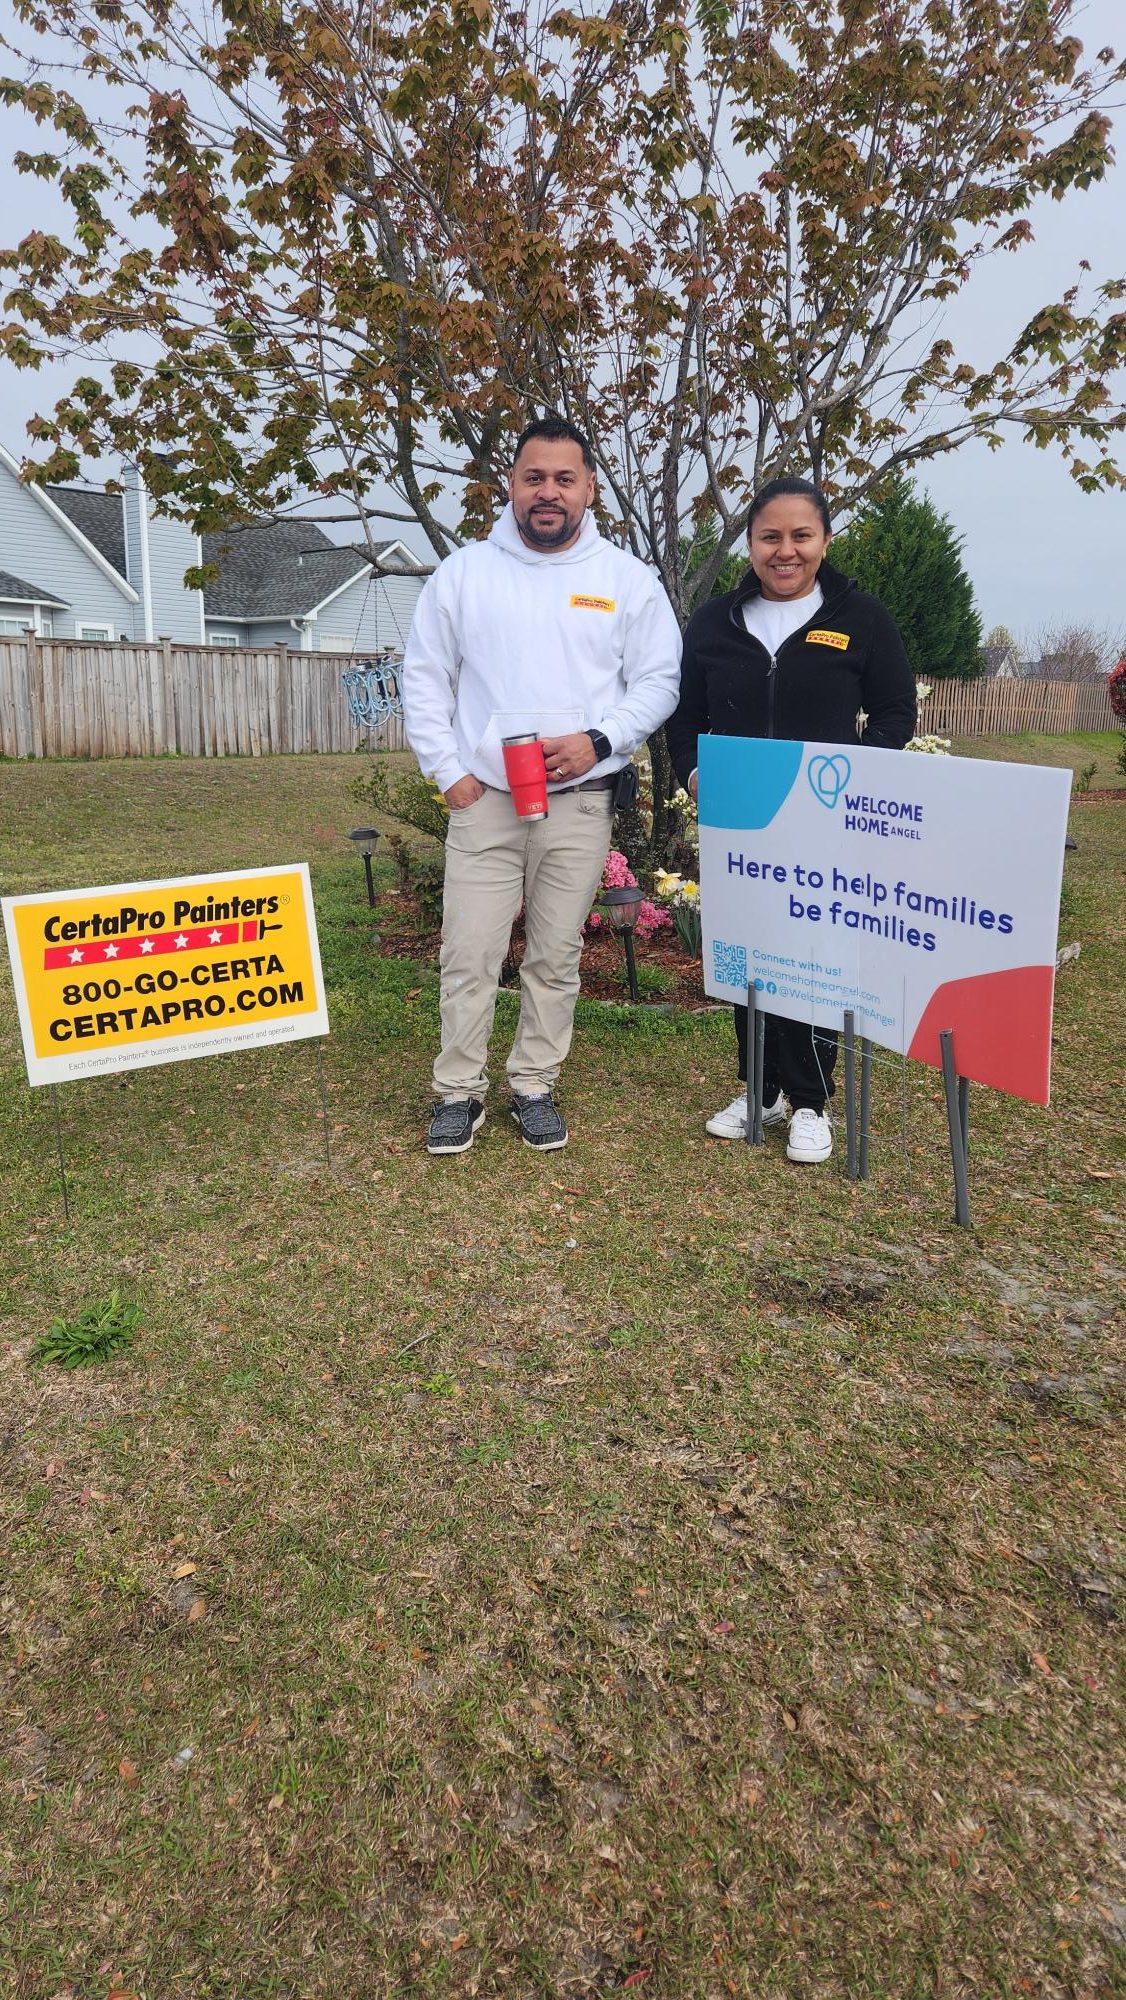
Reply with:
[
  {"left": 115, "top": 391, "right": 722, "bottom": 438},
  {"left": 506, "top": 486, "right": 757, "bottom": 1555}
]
[
  {"left": 600, "top": 885, "right": 643, "bottom": 1004},
  {"left": 348, "top": 827, "right": 380, "bottom": 908}
]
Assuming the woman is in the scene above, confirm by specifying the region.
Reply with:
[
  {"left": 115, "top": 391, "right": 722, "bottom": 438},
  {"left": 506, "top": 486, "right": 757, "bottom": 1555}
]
[{"left": 666, "top": 477, "right": 916, "bottom": 1164}]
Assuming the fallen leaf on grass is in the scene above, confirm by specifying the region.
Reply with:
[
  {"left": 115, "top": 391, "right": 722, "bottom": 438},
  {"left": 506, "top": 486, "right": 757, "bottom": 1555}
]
[
  {"left": 267, "top": 1793, "right": 285, "bottom": 1811},
  {"left": 171, "top": 1561, "right": 197, "bottom": 1579},
  {"left": 624, "top": 1974, "right": 650, "bottom": 1989},
  {"left": 781, "top": 1709, "right": 798, "bottom": 1732},
  {"left": 1031, "top": 1652, "right": 1052, "bottom": 1675},
  {"left": 186, "top": 1599, "right": 207, "bottom": 1623},
  {"left": 117, "top": 1758, "right": 138, "bottom": 1786}
]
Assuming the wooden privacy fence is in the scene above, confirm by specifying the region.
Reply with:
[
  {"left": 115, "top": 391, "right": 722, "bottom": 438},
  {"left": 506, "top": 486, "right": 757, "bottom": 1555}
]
[
  {"left": 0, "top": 634, "right": 1115, "bottom": 759},
  {"left": 0, "top": 635, "right": 406, "bottom": 759},
  {"left": 919, "top": 674, "right": 1114, "bottom": 738}
]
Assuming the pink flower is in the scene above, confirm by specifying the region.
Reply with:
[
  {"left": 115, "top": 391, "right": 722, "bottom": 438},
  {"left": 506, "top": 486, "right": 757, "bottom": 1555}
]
[{"left": 601, "top": 849, "right": 637, "bottom": 890}]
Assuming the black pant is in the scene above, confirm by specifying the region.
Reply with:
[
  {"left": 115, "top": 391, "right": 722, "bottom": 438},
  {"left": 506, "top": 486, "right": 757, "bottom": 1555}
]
[{"left": 734, "top": 1005, "right": 837, "bottom": 1114}]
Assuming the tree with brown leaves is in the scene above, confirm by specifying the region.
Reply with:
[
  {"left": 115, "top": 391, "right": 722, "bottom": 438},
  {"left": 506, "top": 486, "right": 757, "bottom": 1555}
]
[{"left": 1, "top": 0, "right": 1123, "bottom": 629}]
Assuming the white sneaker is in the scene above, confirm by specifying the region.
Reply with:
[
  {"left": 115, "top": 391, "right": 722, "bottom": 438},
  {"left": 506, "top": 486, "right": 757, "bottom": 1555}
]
[
  {"left": 706, "top": 1091, "right": 787, "bottom": 1140},
  {"left": 786, "top": 1107, "right": 833, "bottom": 1164}
]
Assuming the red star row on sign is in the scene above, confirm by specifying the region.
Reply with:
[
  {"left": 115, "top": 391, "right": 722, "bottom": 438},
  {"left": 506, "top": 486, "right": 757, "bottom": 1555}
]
[{"left": 42, "top": 919, "right": 277, "bottom": 970}]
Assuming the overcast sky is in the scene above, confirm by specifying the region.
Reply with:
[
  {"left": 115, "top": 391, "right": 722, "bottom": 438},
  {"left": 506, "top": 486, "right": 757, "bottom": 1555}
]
[{"left": 1, "top": 0, "right": 1122, "bottom": 641}]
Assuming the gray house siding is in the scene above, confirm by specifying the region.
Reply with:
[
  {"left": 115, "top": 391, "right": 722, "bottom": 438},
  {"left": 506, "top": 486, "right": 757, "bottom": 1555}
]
[
  {"left": 146, "top": 514, "right": 205, "bottom": 642},
  {"left": 308, "top": 572, "right": 425, "bottom": 653},
  {"left": 0, "top": 456, "right": 136, "bottom": 639},
  {"left": 309, "top": 571, "right": 377, "bottom": 652},
  {"left": 239, "top": 618, "right": 311, "bottom": 650},
  {"left": 232, "top": 573, "right": 424, "bottom": 654},
  {"left": 123, "top": 469, "right": 206, "bottom": 642},
  {"left": 122, "top": 480, "right": 146, "bottom": 637}
]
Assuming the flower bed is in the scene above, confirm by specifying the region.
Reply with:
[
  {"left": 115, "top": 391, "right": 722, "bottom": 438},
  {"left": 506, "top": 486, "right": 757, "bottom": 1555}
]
[{"left": 369, "top": 889, "right": 709, "bottom": 1006}]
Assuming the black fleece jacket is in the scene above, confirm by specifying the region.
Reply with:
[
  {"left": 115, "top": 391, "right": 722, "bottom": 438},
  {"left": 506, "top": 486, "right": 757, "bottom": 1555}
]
[{"left": 666, "top": 560, "right": 917, "bottom": 787}]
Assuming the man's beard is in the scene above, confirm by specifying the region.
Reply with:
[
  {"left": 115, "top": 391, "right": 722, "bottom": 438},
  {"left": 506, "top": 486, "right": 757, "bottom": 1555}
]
[{"left": 516, "top": 503, "right": 581, "bottom": 549}]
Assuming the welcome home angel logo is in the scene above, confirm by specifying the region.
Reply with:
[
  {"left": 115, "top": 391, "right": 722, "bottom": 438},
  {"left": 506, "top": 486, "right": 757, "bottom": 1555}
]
[{"left": 807, "top": 754, "right": 851, "bottom": 809}]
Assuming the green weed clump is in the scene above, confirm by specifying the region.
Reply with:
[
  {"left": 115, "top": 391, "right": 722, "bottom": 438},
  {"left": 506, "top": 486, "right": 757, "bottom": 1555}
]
[{"left": 32, "top": 1289, "right": 143, "bottom": 1369}]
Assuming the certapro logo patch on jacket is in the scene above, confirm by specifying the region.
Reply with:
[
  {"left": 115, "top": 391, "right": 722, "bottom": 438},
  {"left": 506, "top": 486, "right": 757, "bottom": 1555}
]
[
  {"left": 571, "top": 594, "right": 615, "bottom": 613},
  {"left": 806, "top": 629, "right": 849, "bottom": 650}
]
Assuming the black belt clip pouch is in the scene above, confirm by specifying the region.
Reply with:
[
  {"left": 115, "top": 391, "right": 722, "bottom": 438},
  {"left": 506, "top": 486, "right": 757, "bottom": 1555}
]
[{"left": 611, "top": 762, "right": 640, "bottom": 814}]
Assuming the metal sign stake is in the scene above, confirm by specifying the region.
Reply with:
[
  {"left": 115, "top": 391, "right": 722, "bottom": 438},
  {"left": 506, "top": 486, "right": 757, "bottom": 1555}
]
[
  {"left": 745, "top": 980, "right": 766, "bottom": 1146},
  {"left": 843, "top": 1009, "right": 858, "bottom": 1177},
  {"left": 939, "top": 1029, "right": 972, "bottom": 1228},
  {"left": 859, "top": 1038, "right": 873, "bottom": 1181}
]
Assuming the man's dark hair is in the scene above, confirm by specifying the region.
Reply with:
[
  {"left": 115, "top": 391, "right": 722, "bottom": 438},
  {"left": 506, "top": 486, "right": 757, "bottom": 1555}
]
[
  {"left": 513, "top": 414, "right": 595, "bottom": 472},
  {"left": 747, "top": 476, "right": 832, "bottom": 536}
]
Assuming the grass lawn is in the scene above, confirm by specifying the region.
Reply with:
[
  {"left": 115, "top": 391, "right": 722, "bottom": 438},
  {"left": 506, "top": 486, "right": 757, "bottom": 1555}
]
[
  {"left": 0, "top": 752, "right": 1123, "bottom": 2000},
  {"left": 949, "top": 730, "right": 1125, "bottom": 792}
]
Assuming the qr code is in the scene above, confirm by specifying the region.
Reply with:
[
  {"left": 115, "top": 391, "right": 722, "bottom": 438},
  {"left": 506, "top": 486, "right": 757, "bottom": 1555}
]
[{"left": 712, "top": 940, "right": 748, "bottom": 989}]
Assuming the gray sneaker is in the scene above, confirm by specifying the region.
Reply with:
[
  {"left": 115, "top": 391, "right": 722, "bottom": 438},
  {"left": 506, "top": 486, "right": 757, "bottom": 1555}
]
[
  {"left": 426, "top": 1096, "right": 485, "bottom": 1154},
  {"left": 510, "top": 1092, "right": 568, "bottom": 1150}
]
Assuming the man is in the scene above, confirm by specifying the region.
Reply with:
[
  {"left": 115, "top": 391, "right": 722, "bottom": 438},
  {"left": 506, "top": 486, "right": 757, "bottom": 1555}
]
[{"left": 402, "top": 415, "right": 682, "bottom": 1154}]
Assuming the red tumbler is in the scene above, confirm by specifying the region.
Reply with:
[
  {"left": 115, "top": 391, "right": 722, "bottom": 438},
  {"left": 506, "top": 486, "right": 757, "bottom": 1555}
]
[{"left": 502, "top": 733, "right": 549, "bottom": 821}]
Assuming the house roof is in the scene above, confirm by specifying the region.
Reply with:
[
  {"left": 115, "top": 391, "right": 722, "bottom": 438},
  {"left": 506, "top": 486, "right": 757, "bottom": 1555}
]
[
  {"left": 45, "top": 485, "right": 129, "bottom": 582},
  {"left": 0, "top": 450, "right": 138, "bottom": 602},
  {"left": 0, "top": 569, "right": 70, "bottom": 608},
  {"left": 201, "top": 521, "right": 371, "bottom": 620},
  {"left": 34, "top": 471, "right": 432, "bottom": 618}
]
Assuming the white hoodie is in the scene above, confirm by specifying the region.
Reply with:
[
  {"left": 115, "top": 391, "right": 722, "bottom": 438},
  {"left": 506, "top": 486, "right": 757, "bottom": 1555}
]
[{"left": 402, "top": 504, "right": 682, "bottom": 794}]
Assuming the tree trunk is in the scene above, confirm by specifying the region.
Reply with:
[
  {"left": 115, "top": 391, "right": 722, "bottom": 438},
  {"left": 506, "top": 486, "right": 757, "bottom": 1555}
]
[{"left": 648, "top": 727, "right": 673, "bottom": 871}]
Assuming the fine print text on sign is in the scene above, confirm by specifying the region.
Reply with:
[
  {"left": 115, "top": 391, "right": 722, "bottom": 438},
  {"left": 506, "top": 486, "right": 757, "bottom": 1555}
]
[
  {"left": 698, "top": 737, "right": 1071, "bottom": 1105},
  {"left": 3, "top": 864, "right": 329, "bottom": 1087}
]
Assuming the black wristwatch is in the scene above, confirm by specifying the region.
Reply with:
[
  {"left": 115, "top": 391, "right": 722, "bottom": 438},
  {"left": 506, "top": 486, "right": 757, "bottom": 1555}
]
[{"left": 586, "top": 728, "right": 613, "bottom": 764}]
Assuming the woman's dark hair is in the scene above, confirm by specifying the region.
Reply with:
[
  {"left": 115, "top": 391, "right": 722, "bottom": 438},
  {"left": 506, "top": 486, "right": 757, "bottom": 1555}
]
[
  {"left": 747, "top": 477, "right": 832, "bottom": 535},
  {"left": 513, "top": 413, "right": 595, "bottom": 471}
]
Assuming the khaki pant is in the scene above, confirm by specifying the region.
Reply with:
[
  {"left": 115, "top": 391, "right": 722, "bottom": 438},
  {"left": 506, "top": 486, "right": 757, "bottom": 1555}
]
[{"left": 434, "top": 784, "right": 614, "bottom": 1100}]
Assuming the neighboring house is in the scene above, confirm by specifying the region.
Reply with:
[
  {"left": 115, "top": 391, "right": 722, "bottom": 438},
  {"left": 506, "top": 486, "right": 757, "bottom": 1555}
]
[
  {"left": 988, "top": 648, "right": 1024, "bottom": 680},
  {"left": 0, "top": 570, "right": 69, "bottom": 638},
  {"left": 200, "top": 518, "right": 431, "bottom": 652},
  {"left": 982, "top": 638, "right": 1024, "bottom": 679},
  {"left": 1, "top": 444, "right": 432, "bottom": 648}
]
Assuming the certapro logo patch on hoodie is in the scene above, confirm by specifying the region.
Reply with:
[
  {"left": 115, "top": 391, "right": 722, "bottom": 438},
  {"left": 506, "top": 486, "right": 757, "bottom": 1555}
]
[{"left": 571, "top": 594, "right": 615, "bottom": 612}]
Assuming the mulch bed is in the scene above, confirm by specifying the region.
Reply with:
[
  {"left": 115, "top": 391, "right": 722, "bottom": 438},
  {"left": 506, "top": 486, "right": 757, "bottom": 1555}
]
[
  {"left": 1072, "top": 787, "right": 1126, "bottom": 803},
  {"left": 375, "top": 892, "right": 708, "bottom": 1006}
]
